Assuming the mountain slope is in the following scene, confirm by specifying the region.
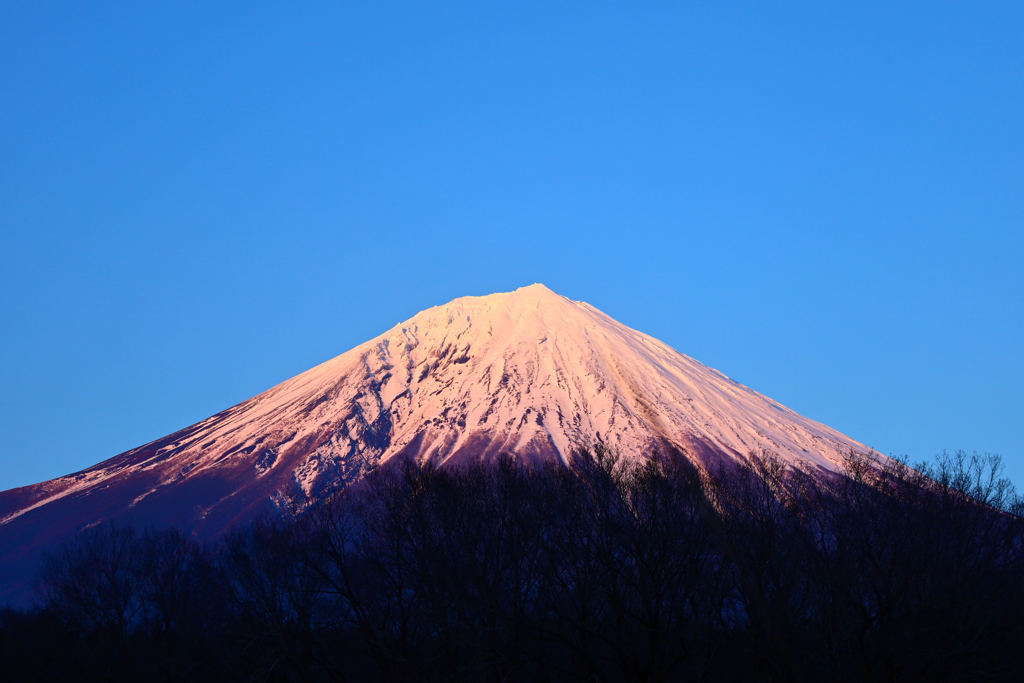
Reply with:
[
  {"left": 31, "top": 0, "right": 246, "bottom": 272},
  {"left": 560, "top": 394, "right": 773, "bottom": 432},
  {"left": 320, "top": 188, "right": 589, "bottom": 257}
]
[{"left": 0, "top": 284, "right": 874, "bottom": 600}]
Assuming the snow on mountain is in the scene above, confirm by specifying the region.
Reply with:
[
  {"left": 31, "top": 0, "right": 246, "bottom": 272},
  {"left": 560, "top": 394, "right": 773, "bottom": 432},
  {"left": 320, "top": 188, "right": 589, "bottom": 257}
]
[{"left": 0, "top": 284, "right": 874, "bottom": 599}]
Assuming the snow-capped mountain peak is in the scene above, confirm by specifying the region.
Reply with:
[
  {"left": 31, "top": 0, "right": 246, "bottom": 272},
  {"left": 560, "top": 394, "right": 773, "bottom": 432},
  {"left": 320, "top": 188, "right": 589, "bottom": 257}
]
[{"left": 0, "top": 285, "right": 873, "bottom": 591}]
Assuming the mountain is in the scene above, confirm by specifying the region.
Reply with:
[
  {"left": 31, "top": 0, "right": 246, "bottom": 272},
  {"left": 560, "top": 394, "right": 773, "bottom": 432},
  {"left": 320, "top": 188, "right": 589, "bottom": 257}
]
[{"left": 0, "top": 284, "right": 874, "bottom": 601}]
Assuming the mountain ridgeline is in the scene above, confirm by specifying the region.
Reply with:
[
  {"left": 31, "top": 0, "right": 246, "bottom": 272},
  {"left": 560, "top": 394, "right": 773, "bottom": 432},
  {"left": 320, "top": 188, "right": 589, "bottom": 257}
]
[{"left": 0, "top": 284, "right": 873, "bottom": 599}]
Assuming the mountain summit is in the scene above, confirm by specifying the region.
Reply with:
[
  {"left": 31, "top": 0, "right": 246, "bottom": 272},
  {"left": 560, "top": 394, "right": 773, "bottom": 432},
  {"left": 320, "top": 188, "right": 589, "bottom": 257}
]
[{"left": 0, "top": 285, "right": 872, "bottom": 596}]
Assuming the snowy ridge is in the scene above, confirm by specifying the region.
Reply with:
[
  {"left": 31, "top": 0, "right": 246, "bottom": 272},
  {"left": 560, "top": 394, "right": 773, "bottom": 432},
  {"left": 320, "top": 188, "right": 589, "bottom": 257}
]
[{"left": 0, "top": 284, "right": 874, "bottom": 535}]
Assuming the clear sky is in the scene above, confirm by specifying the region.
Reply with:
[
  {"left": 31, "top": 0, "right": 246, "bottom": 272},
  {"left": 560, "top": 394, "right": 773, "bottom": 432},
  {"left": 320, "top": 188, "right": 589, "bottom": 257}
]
[{"left": 1, "top": 1, "right": 1021, "bottom": 491}]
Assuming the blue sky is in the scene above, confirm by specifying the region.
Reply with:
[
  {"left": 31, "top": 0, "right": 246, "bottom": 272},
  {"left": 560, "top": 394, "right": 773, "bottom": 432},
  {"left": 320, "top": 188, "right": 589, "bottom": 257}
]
[{"left": 1, "top": 1, "right": 1021, "bottom": 490}]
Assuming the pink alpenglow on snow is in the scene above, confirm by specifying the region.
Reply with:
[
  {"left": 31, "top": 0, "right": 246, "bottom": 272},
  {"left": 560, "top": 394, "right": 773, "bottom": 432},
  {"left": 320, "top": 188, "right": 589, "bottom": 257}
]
[{"left": 0, "top": 284, "right": 875, "bottom": 599}]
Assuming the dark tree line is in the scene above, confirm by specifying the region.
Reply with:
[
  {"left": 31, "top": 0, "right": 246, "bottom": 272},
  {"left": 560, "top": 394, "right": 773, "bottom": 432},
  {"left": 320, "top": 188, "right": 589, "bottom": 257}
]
[{"left": 2, "top": 448, "right": 1024, "bottom": 682}]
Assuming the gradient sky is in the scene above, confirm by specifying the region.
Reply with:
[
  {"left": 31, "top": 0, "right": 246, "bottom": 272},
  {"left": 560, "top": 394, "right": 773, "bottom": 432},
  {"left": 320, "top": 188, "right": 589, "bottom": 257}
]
[{"left": 1, "top": 1, "right": 1022, "bottom": 491}]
